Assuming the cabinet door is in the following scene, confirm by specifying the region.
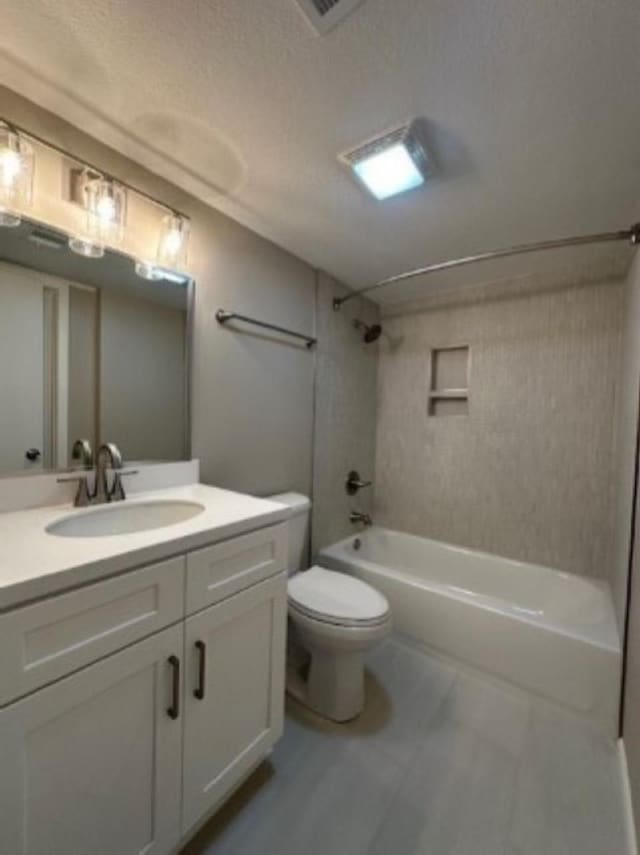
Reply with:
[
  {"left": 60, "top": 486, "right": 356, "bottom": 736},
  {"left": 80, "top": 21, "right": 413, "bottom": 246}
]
[
  {"left": 0, "top": 624, "right": 183, "bottom": 855},
  {"left": 182, "top": 573, "right": 287, "bottom": 835}
]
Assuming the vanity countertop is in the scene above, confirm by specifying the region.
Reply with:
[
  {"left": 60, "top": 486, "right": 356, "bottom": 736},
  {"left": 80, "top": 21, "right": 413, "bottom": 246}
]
[{"left": 0, "top": 483, "right": 289, "bottom": 611}]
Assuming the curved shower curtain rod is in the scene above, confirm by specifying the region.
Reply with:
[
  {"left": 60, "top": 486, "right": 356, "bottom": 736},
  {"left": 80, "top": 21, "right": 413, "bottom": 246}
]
[{"left": 332, "top": 223, "right": 640, "bottom": 310}]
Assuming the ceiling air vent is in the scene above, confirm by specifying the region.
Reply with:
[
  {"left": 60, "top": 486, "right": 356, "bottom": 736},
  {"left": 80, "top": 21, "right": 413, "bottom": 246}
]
[{"left": 295, "top": 0, "right": 366, "bottom": 34}]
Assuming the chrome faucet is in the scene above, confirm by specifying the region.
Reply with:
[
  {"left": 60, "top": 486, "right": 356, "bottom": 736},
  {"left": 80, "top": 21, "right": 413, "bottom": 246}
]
[
  {"left": 71, "top": 438, "right": 94, "bottom": 469},
  {"left": 93, "top": 443, "right": 123, "bottom": 504},
  {"left": 58, "top": 440, "right": 137, "bottom": 507},
  {"left": 350, "top": 510, "right": 372, "bottom": 527}
]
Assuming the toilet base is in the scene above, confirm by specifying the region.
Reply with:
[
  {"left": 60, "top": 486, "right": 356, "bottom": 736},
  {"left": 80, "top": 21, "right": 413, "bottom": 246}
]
[
  {"left": 286, "top": 613, "right": 392, "bottom": 723},
  {"left": 286, "top": 649, "right": 366, "bottom": 722}
]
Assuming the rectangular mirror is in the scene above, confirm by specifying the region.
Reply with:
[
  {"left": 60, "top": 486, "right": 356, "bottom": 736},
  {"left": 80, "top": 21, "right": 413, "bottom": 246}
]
[{"left": 0, "top": 218, "right": 191, "bottom": 476}]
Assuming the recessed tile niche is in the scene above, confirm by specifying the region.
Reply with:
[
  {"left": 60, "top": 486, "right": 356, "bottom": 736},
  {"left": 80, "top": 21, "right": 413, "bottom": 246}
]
[{"left": 428, "top": 345, "right": 470, "bottom": 416}]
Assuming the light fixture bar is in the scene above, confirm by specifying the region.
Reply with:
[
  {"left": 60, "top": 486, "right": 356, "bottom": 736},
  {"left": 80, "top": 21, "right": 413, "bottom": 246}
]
[
  {"left": 0, "top": 115, "right": 191, "bottom": 271},
  {"left": 0, "top": 116, "right": 189, "bottom": 222},
  {"left": 332, "top": 224, "right": 640, "bottom": 309}
]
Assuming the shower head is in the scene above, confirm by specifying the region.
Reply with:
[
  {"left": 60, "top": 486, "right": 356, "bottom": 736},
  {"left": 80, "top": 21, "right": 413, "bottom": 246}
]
[{"left": 353, "top": 318, "right": 383, "bottom": 343}]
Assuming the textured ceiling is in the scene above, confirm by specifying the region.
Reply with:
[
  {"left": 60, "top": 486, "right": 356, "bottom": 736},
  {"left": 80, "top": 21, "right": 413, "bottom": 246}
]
[{"left": 0, "top": 0, "right": 639, "bottom": 302}]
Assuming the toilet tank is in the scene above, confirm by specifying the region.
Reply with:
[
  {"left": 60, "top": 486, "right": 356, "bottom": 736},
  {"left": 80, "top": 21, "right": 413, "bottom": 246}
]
[{"left": 268, "top": 492, "right": 311, "bottom": 575}]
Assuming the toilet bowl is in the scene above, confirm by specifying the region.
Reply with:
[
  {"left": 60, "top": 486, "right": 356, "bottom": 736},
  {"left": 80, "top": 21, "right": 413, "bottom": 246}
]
[
  {"left": 268, "top": 493, "right": 392, "bottom": 722},
  {"left": 287, "top": 566, "right": 392, "bottom": 721}
]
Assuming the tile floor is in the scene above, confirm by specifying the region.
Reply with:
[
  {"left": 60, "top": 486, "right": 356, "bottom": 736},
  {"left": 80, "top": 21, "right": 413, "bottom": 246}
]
[{"left": 182, "top": 636, "right": 630, "bottom": 855}]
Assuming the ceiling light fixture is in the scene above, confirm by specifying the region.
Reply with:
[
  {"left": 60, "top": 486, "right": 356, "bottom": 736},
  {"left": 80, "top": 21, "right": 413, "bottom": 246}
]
[
  {"left": 341, "top": 120, "right": 432, "bottom": 201},
  {"left": 156, "top": 213, "right": 190, "bottom": 270},
  {"left": 69, "top": 172, "right": 126, "bottom": 259},
  {"left": 0, "top": 121, "right": 34, "bottom": 227}
]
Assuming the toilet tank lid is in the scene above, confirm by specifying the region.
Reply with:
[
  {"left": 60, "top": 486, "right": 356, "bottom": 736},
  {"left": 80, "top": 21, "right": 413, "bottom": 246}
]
[{"left": 267, "top": 492, "right": 311, "bottom": 516}]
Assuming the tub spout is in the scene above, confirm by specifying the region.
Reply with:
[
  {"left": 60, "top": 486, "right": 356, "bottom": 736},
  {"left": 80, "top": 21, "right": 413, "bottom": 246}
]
[{"left": 350, "top": 510, "right": 372, "bottom": 527}]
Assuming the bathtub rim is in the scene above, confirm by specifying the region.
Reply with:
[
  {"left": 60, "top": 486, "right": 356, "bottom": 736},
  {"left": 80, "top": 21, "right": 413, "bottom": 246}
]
[{"left": 318, "top": 527, "right": 621, "bottom": 654}]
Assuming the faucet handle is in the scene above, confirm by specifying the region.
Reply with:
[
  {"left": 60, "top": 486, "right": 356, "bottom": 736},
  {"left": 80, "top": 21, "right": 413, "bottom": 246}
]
[
  {"left": 345, "top": 470, "right": 373, "bottom": 495},
  {"left": 109, "top": 470, "right": 139, "bottom": 502}
]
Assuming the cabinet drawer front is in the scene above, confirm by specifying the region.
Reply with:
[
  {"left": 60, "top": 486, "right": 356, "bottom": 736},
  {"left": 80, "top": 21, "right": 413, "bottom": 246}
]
[
  {"left": 186, "top": 523, "right": 287, "bottom": 614},
  {"left": 0, "top": 556, "right": 185, "bottom": 706}
]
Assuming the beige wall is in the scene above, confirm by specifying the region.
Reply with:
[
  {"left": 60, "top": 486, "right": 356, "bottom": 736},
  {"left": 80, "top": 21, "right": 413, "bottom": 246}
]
[
  {"left": 375, "top": 274, "right": 624, "bottom": 578},
  {"left": 312, "top": 272, "right": 379, "bottom": 554},
  {"left": 1, "top": 86, "right": 317, "bottom": 498}
]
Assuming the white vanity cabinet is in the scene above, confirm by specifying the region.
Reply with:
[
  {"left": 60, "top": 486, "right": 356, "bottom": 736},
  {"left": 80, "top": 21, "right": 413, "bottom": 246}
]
[
  {"left": 182, "top": 573, "right": 287, "bottom": 833},
  {"left": 0, "top": 521, "right": 288, "bottom": 855},
  {"left": 0, "top": 624, "right": 184, "bottom": 855}
]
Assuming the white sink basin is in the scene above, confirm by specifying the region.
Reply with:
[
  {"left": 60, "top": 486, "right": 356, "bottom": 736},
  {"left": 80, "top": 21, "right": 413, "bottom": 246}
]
[{"left": 47, "top": 500, "right": 206, "bottom": 538}]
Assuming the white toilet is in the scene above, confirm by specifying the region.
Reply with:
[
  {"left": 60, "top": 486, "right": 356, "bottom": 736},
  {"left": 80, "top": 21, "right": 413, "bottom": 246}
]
[{"left": 270, "top": 492, "right": 392, "bottom": 722}]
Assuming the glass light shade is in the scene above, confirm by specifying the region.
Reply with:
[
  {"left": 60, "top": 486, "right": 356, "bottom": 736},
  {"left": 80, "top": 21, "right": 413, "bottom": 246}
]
[
  {"left": 135, "top": 259, "right": 164, "bottom": 281},
  {"left": 68, "top": 236, "right": 105, "bottom": 258},
  {"left": 156, "top": 213, "right": 190, "bottom": 269},
  {"left": 0, "top": 123, "right": 34, "bottom": 227},
  {"left": 69, "top": 174, "right": 126, "bottom": 258}
]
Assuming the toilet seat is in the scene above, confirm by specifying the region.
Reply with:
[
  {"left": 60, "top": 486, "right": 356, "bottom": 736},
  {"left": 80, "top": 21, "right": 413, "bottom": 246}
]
[{"left": 288, "top": 566, "right": 390, "bottom": 628}]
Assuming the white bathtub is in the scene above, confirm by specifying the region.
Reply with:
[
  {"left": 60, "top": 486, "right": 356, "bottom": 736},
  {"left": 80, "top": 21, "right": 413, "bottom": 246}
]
[{"left": 318, "top": 527, "right": 622, "bottom": 735}]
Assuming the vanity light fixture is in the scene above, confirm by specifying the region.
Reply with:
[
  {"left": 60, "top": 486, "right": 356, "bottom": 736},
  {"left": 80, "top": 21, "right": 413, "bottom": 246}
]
[
  {"left": 156, "top": 212, "right": 190, "bottom": 269},
  {"left": 0, "top": 117, "right": 193, "bottom": 273},
  {"left": 69, "top": 172, "right": 127, "bottom": 259},
  {"left": 155, "top": 268, "right": 190, "bottom": 286},
  {"left": 341, "top": 120, "right": 432, "bottom": 201},
  {"left": 134, "top": 259, "right": 190, "bottom": 286},
  {"left": 134, "top": 259, "right": 165, "bottom": 281},
  {"left": 0, "top": 121, "right": 34, "bottom": 227}
]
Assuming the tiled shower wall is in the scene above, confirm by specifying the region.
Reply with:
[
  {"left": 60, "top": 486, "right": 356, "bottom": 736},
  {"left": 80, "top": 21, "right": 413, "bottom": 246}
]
[
  {"left": 374, "top": 273, "right": 625, "bottom": 578},
  {"left": 312, "top": 272, "right": 379, "bottom": 556}
]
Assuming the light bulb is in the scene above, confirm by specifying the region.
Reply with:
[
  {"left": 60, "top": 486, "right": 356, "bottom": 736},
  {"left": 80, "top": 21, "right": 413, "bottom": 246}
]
[
  {"left": 0, "top": 123, "right": 34, "bottom": 227},
  {"left": 0, "top": 149, "right": 22, "bottom": 187},
  {"left": 157, "top": 213, "right": 189, "bottom": 269},
  {"left": 70, "top": 174, "right": 126, "bottom": 255},
  {"left": 164, "top": 228, "right": 183, "bottom": 255},
  {"left": 96, "top": 193, "right": 116, "bottom": 222}
]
